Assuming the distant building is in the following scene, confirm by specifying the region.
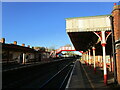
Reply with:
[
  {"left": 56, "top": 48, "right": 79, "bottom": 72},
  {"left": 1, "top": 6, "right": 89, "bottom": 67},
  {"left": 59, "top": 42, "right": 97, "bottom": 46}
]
[{"left": 1, "top": 38, "right": 50, "bottom": 65}]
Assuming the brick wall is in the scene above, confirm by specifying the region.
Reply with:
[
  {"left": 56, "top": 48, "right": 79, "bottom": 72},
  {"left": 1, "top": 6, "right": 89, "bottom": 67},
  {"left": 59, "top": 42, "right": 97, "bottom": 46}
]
[{"left": 112, "top": 5, "right": 120, "bottom": 84}]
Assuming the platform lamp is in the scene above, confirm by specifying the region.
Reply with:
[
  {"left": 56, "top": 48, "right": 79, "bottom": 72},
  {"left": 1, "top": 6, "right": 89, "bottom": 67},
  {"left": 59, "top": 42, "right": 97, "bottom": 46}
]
[{"left": 109, "top": 15, "right": 118, "bottom": 84}]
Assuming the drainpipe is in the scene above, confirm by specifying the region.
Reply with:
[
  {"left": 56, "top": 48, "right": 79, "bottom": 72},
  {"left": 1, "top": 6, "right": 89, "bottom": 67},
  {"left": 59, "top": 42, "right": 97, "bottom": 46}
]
[{"left": 109, "top": 16, "right": 118, "bottom": 84}]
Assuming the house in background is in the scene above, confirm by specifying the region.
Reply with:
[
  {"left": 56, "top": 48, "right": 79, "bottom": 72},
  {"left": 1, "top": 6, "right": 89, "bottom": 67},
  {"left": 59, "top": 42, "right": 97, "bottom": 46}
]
[{"left": 1, "top": 38, "right": 50, "bottom": 65}]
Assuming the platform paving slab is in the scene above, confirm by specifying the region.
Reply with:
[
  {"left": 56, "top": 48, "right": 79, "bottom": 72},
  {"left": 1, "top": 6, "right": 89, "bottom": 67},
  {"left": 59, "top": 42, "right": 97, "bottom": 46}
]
[{"left": 66, "top": 59, "right": 117, "bottom": 89}]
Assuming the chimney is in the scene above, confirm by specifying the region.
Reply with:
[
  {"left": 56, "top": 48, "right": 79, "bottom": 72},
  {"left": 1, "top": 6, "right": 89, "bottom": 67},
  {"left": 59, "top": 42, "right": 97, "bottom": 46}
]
[
  {"left": 114, "top": 3, "right": 117, "bottom": 6},
  {"left": 1, "top": 38, "right": 5, "bottom": 43},
  {"left": 112, "top": 3, "right": 120, "bottom": 42},
  {"left": 14, "top": 41, "right": 17, "bottom": 45},
  {"left": 28, "top": 45, "right": 30, "bottom": 48},
  {"left": 22, "top": 44, "right": 25, "bottom": 47}
]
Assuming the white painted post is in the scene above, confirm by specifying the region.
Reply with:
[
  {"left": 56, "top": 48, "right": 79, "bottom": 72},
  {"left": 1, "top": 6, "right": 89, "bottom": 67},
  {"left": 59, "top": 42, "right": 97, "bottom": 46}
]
[
  {"left": 89, "top": 49, "right": 91, "bottom": 68},
  {"left": 82, "top": 53, "right": 84, "bottom": 61},
  {"left": 92, "top": 47, "right": 96, "bottom": 73},
  {"left": 97, "top": 56, "right": 99, "bottom": 67},
  {"left": 82, "top": 53, "right": 83, "bottom": 61},
  {"left": 84, "top": 52, "right": 86, "bottom": 65},
  {"left": 83, "top": 53, "right": 84, "bottom": 60},
  {"left": 87, "top": 51, "right": 89, "bottom": 66},
  {"left": 23, "top": 53, "right": 25, "bottom": 64},
  {"left": 83, "top": 53, "right": 85, "bottom": 61},
  {"left": 85, "top": 52, "right": 87, "bottom": 65},
  {"left": 101, "top": 31, "right": 107, "bottom": 85}
]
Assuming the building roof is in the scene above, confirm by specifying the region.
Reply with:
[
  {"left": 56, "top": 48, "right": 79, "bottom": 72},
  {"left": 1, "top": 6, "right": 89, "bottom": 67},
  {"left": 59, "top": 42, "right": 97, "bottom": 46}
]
[{"left": 2, "top": 43, "right": 39, "bottom": 53}]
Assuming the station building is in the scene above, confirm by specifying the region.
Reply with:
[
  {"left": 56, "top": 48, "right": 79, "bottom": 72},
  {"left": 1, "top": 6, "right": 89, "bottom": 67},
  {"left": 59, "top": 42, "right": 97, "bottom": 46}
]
[{"left": 1, "top": 38, "right": 50, "bottom": 65}]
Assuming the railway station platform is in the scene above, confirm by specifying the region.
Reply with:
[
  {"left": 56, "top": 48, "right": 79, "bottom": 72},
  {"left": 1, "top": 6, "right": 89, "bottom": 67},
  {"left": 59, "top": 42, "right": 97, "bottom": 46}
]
[{"left": 66, "top": 59, "right": 118, "bottom": 89}]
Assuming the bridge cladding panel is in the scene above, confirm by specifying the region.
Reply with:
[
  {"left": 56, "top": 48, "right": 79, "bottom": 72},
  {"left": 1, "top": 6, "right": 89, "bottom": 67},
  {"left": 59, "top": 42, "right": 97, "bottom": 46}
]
[{"left": 66, "top": 15, "right": 112, "bottom": 55}]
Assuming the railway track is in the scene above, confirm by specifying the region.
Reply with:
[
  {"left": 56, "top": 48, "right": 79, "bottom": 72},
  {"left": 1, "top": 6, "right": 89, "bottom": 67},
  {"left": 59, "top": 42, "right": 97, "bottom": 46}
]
[
  {"left": 40, "top": 62, "right": 74, "bottom": 89},
  {"left": 2, "top": 58, "right": 76, "bottom": 89}
]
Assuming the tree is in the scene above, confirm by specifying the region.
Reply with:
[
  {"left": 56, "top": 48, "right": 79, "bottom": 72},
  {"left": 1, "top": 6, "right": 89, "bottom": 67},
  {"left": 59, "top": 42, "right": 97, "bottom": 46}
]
[
  {"left": 48, "top": 45, "right": 56, "bottom": 51},
  {"left": 34, "top": 47, "right": 45, "bottom": 52},
  {"left": 40, "top": 47, "right": 45, "bottom": 52},
  {"left": 64, "top": 44, "right": 72, "bottom": 47},
  {"left": 65, "top": 51, "right": 75, "bottom": 55}
]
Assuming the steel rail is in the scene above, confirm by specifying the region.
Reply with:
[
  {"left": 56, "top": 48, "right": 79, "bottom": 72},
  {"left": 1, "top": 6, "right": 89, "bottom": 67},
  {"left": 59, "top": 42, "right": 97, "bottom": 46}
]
[
  {"left": 65, "top": 60, "right": 77, "bottom": 88},
  {"left": 39, "top": 62, "right": 74, "bottom": 88},
  {"left": 3, "top": 58, "right": 76, "bottom": 88},
  {"left": 59, "top": 64, "right": 74, "bottom": 89}
]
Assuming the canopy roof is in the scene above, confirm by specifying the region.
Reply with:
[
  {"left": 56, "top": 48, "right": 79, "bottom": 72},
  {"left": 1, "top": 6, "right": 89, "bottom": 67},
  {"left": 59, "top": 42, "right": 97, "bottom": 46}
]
[
  {"left": 66, "top": 15, "right": 112, "bottom": 32},
  {"left": 66, "top": 15, "right": 112, "bottom": 55}
]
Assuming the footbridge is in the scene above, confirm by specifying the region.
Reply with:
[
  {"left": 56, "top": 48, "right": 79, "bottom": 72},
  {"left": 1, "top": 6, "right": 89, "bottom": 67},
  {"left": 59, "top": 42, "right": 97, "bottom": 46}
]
[
  {"left": 55, "top": 46, "right": 83, "bottom": 54},
  {"left": 50, "top": 46, "right": 83, "bottom": 57}
]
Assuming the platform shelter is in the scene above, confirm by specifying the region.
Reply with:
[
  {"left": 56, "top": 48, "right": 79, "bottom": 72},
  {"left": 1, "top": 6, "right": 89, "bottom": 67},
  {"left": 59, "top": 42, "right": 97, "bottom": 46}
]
[{"left": 66, "top": 14, "right": 113, "bottom": 85}]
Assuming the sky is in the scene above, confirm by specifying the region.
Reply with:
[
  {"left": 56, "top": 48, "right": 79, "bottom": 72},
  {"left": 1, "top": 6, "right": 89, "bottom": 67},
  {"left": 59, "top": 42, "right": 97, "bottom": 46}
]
[{"left": 2, "top": 2, "right": 115, "bottom": 49}]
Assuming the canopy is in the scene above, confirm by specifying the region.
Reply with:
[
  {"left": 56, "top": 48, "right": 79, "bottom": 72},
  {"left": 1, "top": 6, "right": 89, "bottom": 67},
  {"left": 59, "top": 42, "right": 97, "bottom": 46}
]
[
  {"left": 66, "top": 15, "right": 112, "bottom": 55},
  {"left": 66, "top": 15, "right": 112, "bottom": 32}
]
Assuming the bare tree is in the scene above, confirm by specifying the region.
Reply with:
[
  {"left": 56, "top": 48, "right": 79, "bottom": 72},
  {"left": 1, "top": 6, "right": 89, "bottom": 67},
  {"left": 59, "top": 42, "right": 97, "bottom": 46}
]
[{"left": 64, "top": 44, "right": 72, "bottom": 47}]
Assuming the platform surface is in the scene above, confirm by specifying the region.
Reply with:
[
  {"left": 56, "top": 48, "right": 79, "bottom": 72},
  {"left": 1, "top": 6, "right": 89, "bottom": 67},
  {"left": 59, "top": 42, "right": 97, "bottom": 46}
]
[{"left": 66, "top": 60, "right": 114, "bottom": 89}]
